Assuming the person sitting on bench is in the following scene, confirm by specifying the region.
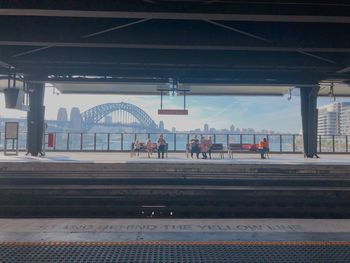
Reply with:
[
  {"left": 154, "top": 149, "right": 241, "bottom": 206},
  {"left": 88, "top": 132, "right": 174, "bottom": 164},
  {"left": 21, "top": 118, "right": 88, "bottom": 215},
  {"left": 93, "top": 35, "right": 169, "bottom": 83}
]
[{"left": 258, "top": 138, "right": 269, "bottom": 159}]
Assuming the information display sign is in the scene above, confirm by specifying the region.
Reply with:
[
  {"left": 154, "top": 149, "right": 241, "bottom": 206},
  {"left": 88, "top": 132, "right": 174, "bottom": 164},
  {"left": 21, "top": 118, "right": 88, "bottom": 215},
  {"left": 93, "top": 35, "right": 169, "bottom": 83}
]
[
  {"left": 5, "top": 122, "right": 19, "bottom": 139},
  {"left": 4, "top": 122, "right": 19, "bottom": 155},
  {"left": 158, "top": 109, "right": 188, "bottom": 115}
]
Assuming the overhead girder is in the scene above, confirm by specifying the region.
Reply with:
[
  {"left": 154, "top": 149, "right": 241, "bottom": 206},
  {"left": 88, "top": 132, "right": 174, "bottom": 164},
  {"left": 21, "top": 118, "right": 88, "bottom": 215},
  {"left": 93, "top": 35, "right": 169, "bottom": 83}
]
[
  {"left": 0, "top": 2, "right": 349, "bottom": 87},
  {"left": 1, "top": 5, "right": 350, "bottom": 22},
  {"left": 4, "top": 48, "right": 347, "bottom": 82},
  {"left": 1, "top": 17, "right": 350, "bottom": 49}
]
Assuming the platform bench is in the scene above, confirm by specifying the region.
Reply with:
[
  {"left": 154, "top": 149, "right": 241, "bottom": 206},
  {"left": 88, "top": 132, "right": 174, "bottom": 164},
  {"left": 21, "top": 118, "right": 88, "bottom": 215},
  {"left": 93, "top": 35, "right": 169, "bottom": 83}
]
[
  {"left": 227, "top": 143, "right": 258, "bottom": 158},
  {"left": 210, "top": 143, "right": 226, "bottom": 159}
]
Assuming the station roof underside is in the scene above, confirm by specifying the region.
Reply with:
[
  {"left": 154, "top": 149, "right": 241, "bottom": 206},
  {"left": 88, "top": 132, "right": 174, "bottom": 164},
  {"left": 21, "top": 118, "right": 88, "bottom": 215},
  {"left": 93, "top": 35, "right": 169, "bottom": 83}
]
[
  {"left": 0, "top": 1, "right": 350, "bottom": 96},
  {"left": 2, "top": 80, "right": 350, "bottom": 97}
]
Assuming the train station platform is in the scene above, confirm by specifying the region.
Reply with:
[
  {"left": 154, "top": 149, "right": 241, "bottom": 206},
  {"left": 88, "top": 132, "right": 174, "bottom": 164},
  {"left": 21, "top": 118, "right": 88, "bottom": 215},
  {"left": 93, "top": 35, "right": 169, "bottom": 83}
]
[
  {"left": 1, "top": 152, "right": 350, "bottom": 261},
  {"left": 1, "top": 151, "right": 350, "bottom": 165}
]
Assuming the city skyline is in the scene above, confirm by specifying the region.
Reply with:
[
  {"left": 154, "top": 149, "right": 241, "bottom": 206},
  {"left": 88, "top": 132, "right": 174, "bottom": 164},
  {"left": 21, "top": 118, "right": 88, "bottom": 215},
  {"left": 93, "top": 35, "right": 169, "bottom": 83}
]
[{"left": 1, "top": 87, "right": 349, "bottom": 134}]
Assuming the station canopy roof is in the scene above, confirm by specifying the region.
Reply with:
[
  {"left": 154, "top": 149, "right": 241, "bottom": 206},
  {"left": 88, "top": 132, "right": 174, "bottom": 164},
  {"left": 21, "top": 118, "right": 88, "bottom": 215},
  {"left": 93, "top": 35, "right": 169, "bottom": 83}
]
[
  {"left": 0, "top": 1, "right": 350, "bottom": 96},
  {"left": 45, "top": 81, "right": 350, "bottom": 97},
  {"left": 1, "top": 79, "right": 350, "bottom": 97}
]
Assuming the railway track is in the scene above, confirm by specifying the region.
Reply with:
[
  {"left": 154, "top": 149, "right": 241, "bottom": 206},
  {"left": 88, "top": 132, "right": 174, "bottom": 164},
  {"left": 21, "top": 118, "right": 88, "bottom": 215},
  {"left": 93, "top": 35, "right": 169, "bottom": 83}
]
[{"left": 0, "top": 162, "right": 350, "bottom": 218}]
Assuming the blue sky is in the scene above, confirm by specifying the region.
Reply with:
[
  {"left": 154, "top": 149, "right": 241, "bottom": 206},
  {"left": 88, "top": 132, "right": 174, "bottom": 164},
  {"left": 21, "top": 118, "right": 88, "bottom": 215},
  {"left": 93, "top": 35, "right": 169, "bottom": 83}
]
[{"left": 0, "top": 87, "right": 346, "bottom": 133}]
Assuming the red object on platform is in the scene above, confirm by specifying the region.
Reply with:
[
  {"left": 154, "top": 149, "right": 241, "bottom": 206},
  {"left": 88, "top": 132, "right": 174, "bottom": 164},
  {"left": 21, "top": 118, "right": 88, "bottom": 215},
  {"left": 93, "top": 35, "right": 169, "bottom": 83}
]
[
  {"left": 158, "top": 109, "right": 188, "bottom": 115},
  {"left": 48, "top": 133, "right": 55, "bottom": 147}
]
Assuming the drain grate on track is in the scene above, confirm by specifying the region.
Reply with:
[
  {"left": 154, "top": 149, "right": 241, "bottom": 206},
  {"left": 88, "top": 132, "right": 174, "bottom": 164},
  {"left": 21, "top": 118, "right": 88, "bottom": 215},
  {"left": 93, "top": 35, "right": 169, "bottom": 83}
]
[{"left": 1, "top": 241, "right": 350, "bottom": 263}]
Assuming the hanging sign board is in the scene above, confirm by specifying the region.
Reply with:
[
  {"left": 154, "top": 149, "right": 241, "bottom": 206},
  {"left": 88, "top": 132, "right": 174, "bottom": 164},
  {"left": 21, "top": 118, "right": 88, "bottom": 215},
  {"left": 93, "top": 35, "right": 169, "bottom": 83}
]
[
  {"left": 5, "top": 122, "right": 19, "bottom": 139},
  {"left": 158, "top": 109, "right": 188, "bottom": 115}
]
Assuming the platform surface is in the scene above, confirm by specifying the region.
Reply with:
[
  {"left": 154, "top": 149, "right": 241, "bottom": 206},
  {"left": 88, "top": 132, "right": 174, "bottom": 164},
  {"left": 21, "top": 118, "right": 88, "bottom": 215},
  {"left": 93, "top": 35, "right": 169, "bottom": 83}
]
[
  {"left": 1, "top": 218, "right": 350, "bottom": 262},
  {"left": 1, "top": 152, "right": 350, "bottom": 165},
  {"left": 0, "top": 218, "right": 350, "bottom": 242}
]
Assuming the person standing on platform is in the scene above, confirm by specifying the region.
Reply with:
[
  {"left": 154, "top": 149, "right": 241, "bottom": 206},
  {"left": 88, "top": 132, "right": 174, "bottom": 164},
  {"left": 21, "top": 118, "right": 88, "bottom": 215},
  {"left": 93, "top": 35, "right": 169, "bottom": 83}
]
[
  {"left": 146, "top": 138, "right": 153, "bottom": 158},
  {"left": 190, "top": 135, "right": 200, "bottom": 159},
  {"left": 133, "top": 138, "right": 141, "bottom": 157},
  {"left": 157, "top": 134, "right": 166, "bottom": 159},
  {"left": 200, "top": 135, "right": 208, "bottom": 159}
]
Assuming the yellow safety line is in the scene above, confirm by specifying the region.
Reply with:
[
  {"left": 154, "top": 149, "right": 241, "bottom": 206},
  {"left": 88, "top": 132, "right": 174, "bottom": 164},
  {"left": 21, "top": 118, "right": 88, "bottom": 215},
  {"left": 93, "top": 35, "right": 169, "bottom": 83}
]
[{"left": 0, "top": 241, "right": 350, "bottom": 247}]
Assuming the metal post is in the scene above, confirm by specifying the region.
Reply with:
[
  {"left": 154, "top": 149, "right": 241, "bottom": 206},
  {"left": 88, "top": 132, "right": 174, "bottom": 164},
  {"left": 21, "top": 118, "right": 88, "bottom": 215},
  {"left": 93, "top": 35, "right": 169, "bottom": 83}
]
[
  {"left": 300, "top": 86, "right": 320, "bottom": 158},
  {"left": 80, "top": 133, "right": 83, "bottom": 151},
  {"left": 332, "top": 135, "right": 335, "bottom": 153},
  {"left": 107, "top": 133, "right": 110, "bottom": 151},
  {"left": 346, "top": 136, "right": 349, "bottom": 153},
  {"left": 174, "top": 133, "right": 176, "bottom": 151},
  {"left": 184, "top": 92, "right": 186, "bottom": 109},
  {"left": 67, "top": 133, "right": 70, "bottom": 151},
  {"left": 280, "top": 135, "right": 282, "bottom": 152},
  {"left": 94, "top": 133, "right": 96, "bottom": 151},
  {"left": 293, "top": 134, "right": 296, "bottom": 152},
  {"left": 213, "top": 134, "right": 216, "bottom": 144},
  {"left": 240, "top": 134, "right": 243, "bottom": 146},
  {"left": 253, "top": 134, "right": 256, "bottom": 145},
  {"left": 227, "top": 134, "right": 229, "bottom": 147},
  {"left": 121, "top": 133, "right": 124, "bottom": 151},
  {"left": 26, "top": 82, "right": 45, "bottom": 156},
  {"left": 53, "top": 132, "right": 56, "bottom": 151},
  {"left": 319, "top": 135, "right": 322, "bottom": 153}
]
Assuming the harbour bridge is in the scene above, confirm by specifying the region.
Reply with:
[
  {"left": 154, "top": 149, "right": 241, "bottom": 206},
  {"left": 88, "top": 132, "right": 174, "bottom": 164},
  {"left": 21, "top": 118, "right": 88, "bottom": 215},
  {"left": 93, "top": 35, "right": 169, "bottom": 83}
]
[{"left": 80, "top": 102, "right": 159, "bottom": 132}]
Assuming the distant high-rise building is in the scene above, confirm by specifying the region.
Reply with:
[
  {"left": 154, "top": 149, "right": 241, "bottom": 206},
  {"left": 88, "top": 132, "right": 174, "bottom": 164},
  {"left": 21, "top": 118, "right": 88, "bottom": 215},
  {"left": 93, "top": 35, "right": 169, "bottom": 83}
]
[
  {"left": 204, "top": 124, "right": 209, "bottom": 133},
  {"left": 230, "top": 125, "right": 235, "bottom": 133},
  {"left": 340, "top": 103, "right": 350, "bottom": 135},
  {"left": 247, "top": 128, "right": 255, "bottom": 134},
  {"left": 171, "top": 127, "right": 176, "bottom": 133},
  {"left": 159, "top": 121, "right": 164, "bottom": 132},
  {"left": 318, "top": 102, "right": 350, "bottom": 135},
  {"left": 70, "top": 107, "right": 82, "bottom": 131},
  {"left": 57, "top": 107, "right": 68, "bottom": 122},
  {"left": 261, "top": 129, "right": 268, "bottom": 134}
]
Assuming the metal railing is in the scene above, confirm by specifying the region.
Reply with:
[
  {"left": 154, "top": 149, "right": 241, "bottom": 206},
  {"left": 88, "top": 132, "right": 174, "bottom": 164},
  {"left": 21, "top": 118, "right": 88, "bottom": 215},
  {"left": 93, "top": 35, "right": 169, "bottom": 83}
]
[{"left": 1, "top": 132, "right": 350, "bottom": 153}]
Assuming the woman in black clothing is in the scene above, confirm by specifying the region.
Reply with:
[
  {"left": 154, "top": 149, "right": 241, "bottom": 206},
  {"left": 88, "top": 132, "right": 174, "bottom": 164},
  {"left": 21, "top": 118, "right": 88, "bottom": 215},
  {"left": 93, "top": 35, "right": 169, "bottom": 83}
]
[
  {"left": 190, "top": 135, "right": 200, "bottom": 159},
  {"left": 157, "top": 134, "right": 166, "bottom": 159}
]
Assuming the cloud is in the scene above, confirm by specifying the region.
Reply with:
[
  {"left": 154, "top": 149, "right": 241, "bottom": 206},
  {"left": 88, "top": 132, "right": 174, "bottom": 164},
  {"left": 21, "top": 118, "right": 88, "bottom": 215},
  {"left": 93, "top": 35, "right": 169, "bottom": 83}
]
[{"left": 0, "top": 91, "right": 302, "bottom": 133}]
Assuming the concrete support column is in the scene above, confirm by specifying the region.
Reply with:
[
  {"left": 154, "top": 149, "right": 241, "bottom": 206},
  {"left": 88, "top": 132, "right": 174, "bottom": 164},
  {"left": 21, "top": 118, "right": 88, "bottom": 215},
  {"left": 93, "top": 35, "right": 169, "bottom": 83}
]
[
  {"left": 27, "top": 83, "right": 45, "bottom": 156},
  {"left": 300, "top": 86, "right": 320, "bottom": 158}
]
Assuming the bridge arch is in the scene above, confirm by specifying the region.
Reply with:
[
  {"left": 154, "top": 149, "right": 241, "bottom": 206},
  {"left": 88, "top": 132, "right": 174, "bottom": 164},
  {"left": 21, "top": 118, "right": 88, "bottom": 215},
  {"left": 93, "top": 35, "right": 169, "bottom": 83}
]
[{"left": 81, "top": 102, "right": 158, "bottom": 131}]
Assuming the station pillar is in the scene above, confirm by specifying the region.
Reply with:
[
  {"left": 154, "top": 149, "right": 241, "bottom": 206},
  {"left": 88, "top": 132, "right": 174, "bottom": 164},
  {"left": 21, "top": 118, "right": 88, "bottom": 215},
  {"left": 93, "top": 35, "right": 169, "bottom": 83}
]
[
  {"left": 27, "top": 83, "right": 45, "bottom": 156},
  {"left": 300, "top": 86, "right": 320, "bottom": 158}
]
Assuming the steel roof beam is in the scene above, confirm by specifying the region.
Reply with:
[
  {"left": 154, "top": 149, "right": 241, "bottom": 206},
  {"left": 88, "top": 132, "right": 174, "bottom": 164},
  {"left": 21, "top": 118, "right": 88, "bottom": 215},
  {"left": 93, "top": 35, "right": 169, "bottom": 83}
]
[
  {"left": 1, "top": 9, "right": 350, "bottom": 23},
  {"left": 1, "top": 41, "right": 350, "bottom": 53}
]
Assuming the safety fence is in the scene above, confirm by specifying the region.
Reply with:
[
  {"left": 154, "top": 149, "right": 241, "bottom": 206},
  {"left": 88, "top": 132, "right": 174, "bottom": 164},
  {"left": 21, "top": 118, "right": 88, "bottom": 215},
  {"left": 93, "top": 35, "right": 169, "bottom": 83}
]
[{"left": 1, "top": 132, "right": 350, "bottom": 153}]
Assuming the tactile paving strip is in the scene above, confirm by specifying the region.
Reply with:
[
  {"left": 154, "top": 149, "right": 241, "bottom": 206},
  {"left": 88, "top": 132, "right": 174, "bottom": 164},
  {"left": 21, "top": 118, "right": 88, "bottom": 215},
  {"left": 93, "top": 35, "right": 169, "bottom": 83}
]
[{"left": 0, "top": 241, "right": 349, "bottom": 263}]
